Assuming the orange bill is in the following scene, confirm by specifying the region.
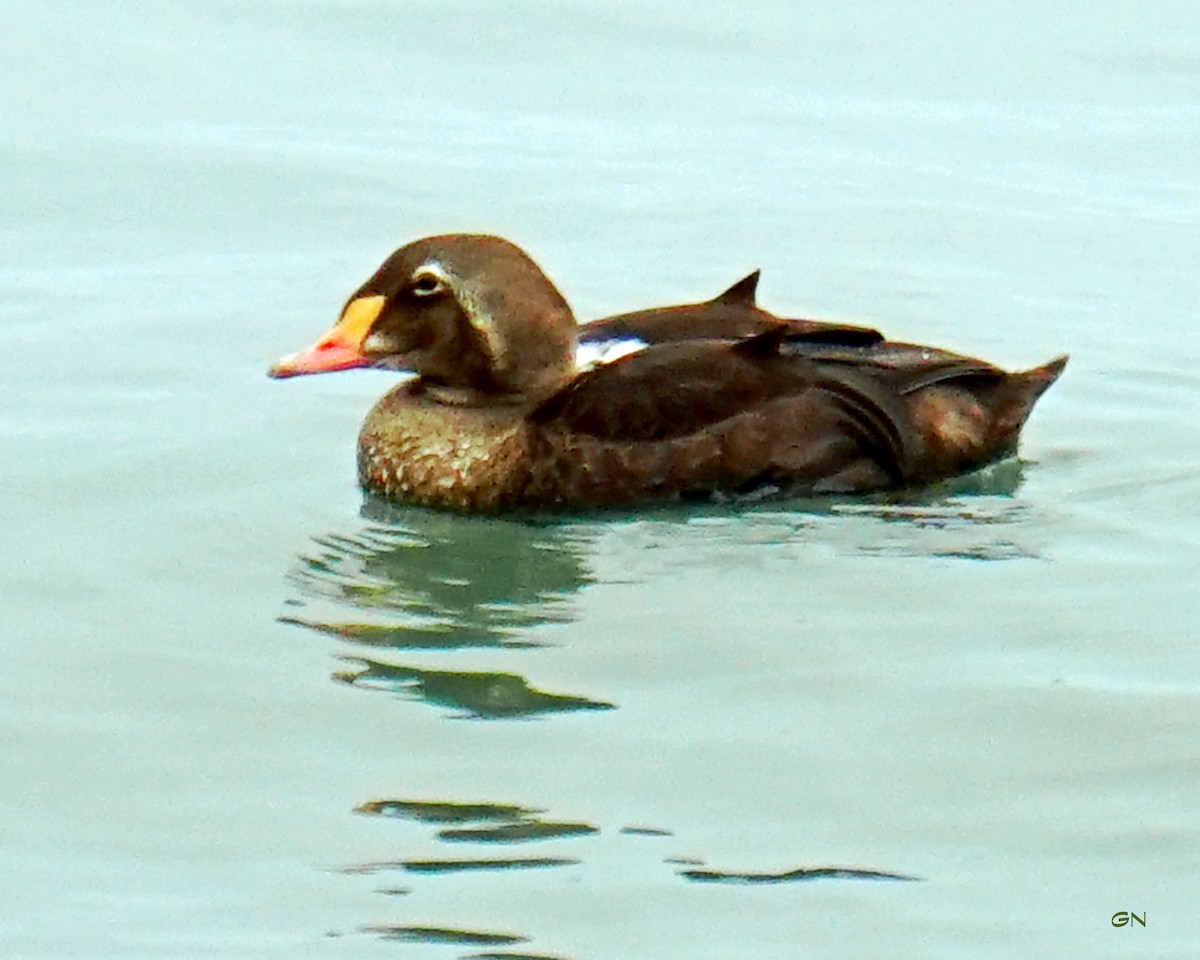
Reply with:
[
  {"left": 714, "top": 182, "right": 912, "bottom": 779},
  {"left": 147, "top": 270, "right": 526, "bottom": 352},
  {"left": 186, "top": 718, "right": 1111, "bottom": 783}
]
[{"left": 268, "top": 295, "right": 385, "bottom": 379}]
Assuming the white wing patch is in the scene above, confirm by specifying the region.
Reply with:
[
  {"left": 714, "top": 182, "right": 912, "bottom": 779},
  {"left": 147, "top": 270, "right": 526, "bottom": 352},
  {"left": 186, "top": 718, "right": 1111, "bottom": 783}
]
[{"left": 574, "top": 337, "right": 648, "bottom": 371}]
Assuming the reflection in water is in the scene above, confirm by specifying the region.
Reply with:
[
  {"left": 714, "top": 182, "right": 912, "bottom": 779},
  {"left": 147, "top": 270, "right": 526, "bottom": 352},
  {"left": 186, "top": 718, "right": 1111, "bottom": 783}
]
[
  {"left": 836, "top": 461, "right": 1038, "bottom": 561},
  {"left": 288, "top": 463, "right": 1034, "bottom": 659},
  {"left": 353, "top": 794, "right": 593, "bottom": 955},
  {"left": 680, "top": 864, "right": 920, "bottom": 884},
  {"left": 463, "top": 954, "right": 572, "bottom": 960},
  {"left": 350, "top": 856, "right": 577, "bottom": 877},
  {"left": 352, "top": 791, "right": 915, "bottom": 888},
  {"left": 358, "top": 799, "right": 542, "bottom": 823},
  {"left": 285, "top": 478, "right": 1035, "bottom": 955},
  {"left": 841, "top": 502, "right": 1037, "bottom": 561},
  {"left": 356, "top": 797, "right": 599, "bottom": 850},
  {"left": 345, "top": 857, "right": 577, "bottom": 876},
  {"left": 287, "top": 503, "right": 593, "bottom": 651},
  {"left": 285, "top": 504, "right": 615, "bottom": 718},
  {"left": 335, "top": 657, "right": 614, "bottom": 719},
  {"left": 365, "top": 926, "right": 528, "bottom": 946},
  {"left": 438, "top": 821, "right": 599, "bottom": 844},
  {"left": 761, "top": 459, "right": 1039, "bottom": 561},
  {"left": 403, "top": 858, "right": 580, "bottom": 874},
  {"left": 286, "top": 471, "right": 1038, "bottom": 712},
  {"left": 277, "top": 614, "right": 545, "bottom": 651}
]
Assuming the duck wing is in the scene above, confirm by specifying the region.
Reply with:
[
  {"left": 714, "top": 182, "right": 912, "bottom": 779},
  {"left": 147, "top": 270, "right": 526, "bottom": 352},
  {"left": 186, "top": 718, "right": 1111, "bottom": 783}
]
[
  {"left": 583, "top": 288, "right": 883, "bottom": 349},
  {"left": 784, "top": 338, "right": 1006, "bottom": 394},
  {"left": 533, "top": 332, "right": 916, "bottom": 483}
]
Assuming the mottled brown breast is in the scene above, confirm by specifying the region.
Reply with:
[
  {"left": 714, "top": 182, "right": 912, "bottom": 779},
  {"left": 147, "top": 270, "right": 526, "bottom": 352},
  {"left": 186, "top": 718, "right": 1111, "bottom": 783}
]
[{"left": 357, "top": 383, "right": 531, "bottom": 512}]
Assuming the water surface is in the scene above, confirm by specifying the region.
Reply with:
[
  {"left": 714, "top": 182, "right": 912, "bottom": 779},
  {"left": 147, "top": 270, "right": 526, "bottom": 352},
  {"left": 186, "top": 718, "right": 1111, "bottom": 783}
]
[{"left": 4, "top": 2, "right": 1199, "bottom": 958}]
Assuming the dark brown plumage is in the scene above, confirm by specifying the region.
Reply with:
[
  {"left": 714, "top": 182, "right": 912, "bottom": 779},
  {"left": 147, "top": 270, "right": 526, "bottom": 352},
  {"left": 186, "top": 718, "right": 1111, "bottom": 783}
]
[
  {"left": 269, "top": 234, "right": 1066, "bottom": 512},
  {"left": 583, "top": 270, "right": 885, "bottom": 347}
]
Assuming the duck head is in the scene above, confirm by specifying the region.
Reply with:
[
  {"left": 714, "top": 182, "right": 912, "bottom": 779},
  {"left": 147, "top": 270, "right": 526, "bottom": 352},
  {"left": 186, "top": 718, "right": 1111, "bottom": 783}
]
[{"left": 269, "top": 234, "right": 578, "bottom": 399}]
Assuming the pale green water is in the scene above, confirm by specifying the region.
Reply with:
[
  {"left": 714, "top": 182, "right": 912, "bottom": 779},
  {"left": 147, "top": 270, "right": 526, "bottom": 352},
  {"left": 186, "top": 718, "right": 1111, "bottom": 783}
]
[{"left": 4, "top": 2, "right": 1199, "bottom": 958}]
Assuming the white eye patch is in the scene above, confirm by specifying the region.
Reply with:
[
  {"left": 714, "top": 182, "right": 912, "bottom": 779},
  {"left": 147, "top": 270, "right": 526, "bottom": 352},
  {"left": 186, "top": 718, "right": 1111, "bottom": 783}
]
[{"left": 411, "top": 261, "right": 449, "bottom": 297}]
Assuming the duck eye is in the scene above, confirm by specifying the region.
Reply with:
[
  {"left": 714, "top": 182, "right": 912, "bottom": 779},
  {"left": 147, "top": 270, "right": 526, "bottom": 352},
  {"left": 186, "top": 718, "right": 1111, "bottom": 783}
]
[{"left": 411, "top": 264, "right": 447, "bottom": 298}]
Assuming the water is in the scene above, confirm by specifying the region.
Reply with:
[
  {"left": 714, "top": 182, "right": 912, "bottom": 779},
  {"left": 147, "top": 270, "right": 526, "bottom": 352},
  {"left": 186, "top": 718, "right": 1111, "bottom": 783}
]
[{"left": 4, "top": 2, "right": 1199, "bottom": 957}]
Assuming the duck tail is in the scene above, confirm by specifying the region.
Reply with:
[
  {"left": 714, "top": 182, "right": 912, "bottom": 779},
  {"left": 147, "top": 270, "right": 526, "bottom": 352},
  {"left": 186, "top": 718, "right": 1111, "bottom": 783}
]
[
  {"left": 999, "top": 354, "right": 1068, "bottom": 432},
  {"left": 1026, "top": 354, "right": 1069, "bottom": 387}
]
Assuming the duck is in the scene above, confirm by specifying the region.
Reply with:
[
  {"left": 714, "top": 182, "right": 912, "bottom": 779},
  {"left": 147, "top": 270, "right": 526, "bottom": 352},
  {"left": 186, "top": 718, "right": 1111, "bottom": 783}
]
[{"left": 268, "top": 234, "right": 1066, "bottom": 512}]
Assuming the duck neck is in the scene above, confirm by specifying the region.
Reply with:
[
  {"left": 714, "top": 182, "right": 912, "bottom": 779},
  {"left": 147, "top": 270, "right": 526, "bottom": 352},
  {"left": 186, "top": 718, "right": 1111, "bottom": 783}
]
[{"left": 419, "top": 381, "right": 529, "bottom": 407}]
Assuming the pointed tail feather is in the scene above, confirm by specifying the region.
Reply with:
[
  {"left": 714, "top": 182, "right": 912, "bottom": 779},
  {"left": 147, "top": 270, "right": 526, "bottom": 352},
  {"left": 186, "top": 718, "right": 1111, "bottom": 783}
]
[
  {"left": 1024, "top": 355, "right": 1069, "bottom": 392},
  {"left": 1000, "top": 355, "right": 1068, "bottom": 432}
]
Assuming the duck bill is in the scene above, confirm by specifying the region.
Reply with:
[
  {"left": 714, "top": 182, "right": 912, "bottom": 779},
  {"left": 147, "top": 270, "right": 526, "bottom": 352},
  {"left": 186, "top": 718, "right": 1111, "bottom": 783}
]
[{"left": 268, "top": 294, "right": 386, "bottom": 379}]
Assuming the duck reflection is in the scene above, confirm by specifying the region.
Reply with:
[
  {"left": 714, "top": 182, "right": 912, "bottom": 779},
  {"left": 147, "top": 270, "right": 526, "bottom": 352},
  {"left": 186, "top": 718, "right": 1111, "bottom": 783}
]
[
  {"left": 362, "top": 925, "right": 531, "bottom": 948},
  {"left": 834, "top": 460, "right": 1040, "bottom": 561},
  {"left": 287, "top": 500, "right": 594, "bottom": 650},
  {"left": 333, "top": 658, "right": 613, "bottom": 719},
  {"left": 349, "top": 796, "right": 597, "bottom": 954},
  {"left": 679, "top": 864, "right": 918, "bottom": 884},
  {"left": 350, "top": 799, "right": 592, "bottom": 878},
  {"left": 347, "top": 790, "right": 917, "bottom": 955},
  {"left": 289, "top": 484, "right": 1026, "bottom": 954},
  {"left": 284, "top": 500, "right": 612, "bottom": 719}
]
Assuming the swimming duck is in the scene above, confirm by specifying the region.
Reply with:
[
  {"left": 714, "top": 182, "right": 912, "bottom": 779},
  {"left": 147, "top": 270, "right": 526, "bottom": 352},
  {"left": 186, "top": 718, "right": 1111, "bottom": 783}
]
[{"left": 269, "top": 234, "right": 1066, "bottom": 512}]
